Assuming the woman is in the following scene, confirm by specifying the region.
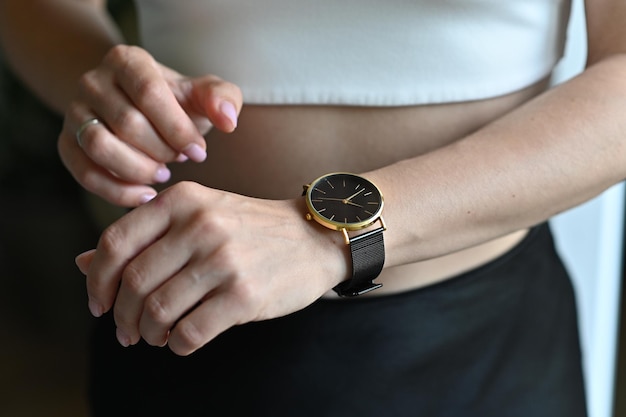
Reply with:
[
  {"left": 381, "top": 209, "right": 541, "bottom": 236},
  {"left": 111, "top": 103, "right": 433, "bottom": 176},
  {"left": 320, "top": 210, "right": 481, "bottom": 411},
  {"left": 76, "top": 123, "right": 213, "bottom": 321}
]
[{"left": 2, "top": 0, "right": 624, "bottom": 415}]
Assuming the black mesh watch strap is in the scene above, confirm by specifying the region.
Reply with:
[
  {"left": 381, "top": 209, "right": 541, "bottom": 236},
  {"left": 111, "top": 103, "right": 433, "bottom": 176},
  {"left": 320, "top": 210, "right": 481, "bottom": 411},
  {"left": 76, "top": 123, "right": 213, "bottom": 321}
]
[{"left": 333, "top": 226, "right": 385, "bottom": 297}]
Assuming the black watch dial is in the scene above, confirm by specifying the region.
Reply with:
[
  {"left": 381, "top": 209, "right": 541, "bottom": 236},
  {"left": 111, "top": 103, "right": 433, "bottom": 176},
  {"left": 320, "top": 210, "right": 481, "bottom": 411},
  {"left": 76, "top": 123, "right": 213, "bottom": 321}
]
[{"left": 306, "top": 172, "right": 383, "bottom": 230}]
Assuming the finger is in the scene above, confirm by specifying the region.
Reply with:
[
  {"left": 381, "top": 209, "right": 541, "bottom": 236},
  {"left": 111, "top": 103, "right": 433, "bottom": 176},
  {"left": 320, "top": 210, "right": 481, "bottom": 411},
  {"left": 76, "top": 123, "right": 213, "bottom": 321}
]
[
  {"left": 72, "top": 117, "right": 173, "bottom": 186},
  {"left": 85, "top": 197, "right": 173, "bottom": 315},
  {"left": 67, "top": 102, "right": 171, "bottom": 185},
  {"left": 186, "top": 74, "right": 243, "bottom": 133},
  {"left": 59, "top": 131, "right": 158, "bottom": 207},
  {"left": 113, "top": 235, "right": 199, "bottom": 347},
  {"left": 76, "top": 249, "right": 107, "bottom": 318},
  {"left": 76, "top": 249, "right": 97, "bottom": 275},
  {"left": 118, "top": 206, "right": 228, "bottom": 346},
  {"left": 137, "top": 254, "right": 226, "bottom": 347},
  {"left": 79, "top": 71, "right": 180, "bottom": 163},
  {"left": 167, "top": 288, "right": 252, "bottom": 356},
  {"left": 107, "top": 46, "right": 208, "bottom": 162}
]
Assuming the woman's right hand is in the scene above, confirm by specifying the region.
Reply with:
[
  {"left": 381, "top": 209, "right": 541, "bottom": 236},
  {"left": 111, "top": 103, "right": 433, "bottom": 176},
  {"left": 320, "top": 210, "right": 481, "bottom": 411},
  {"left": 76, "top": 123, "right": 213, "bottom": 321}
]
[{"left": 58, "top": 44, "right": 243, "bottom": 207}]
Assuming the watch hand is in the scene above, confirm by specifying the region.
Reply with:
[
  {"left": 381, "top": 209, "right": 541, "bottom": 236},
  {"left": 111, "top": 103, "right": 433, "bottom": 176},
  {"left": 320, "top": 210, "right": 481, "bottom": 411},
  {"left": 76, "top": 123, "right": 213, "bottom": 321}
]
[
  {"left": 345, "top": 188, "right": 365, "bottom": 202},
  {"left": 318, "top": 197, "right": 363, "bottom": 208}
]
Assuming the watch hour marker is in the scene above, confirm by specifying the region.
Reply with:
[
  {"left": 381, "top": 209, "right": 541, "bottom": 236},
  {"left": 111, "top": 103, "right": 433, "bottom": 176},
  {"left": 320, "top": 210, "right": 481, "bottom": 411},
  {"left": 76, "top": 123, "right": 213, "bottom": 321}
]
[{"left": 307, "top": 173, "right": 383, "bottom": 231}]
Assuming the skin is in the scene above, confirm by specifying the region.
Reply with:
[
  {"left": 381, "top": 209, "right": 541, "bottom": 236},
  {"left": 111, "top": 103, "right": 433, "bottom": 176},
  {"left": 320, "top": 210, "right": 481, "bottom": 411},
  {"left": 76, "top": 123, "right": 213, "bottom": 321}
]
[{"left": 2, "top": 0, "right": 626, "bottom": 356}]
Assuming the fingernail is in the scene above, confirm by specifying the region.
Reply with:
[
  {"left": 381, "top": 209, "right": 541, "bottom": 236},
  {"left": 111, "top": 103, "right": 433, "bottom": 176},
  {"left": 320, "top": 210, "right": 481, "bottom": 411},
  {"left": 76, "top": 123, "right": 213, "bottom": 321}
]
[
  {"left": 159, "top": 331, "right": 170, "bottom": 347},
  {"left": 183, "top": 143, "right": 207, "bottom": 163},
  {"left": 116, "top": 328, "right": 131, "bottom": 347},
  {"left": 88, "top": 298, "right": 104, "bottom": 318},
  {"left": 220, "top": 101, "right": 238, "bottom": 129},
  {"left": 140, "top": 192, "right": 157, "bottom": 205},
  {"left": 154, "top": 167, "right": 171, "bottom": 183},
  {"left": 176, "top": 153, "right": 189, "bottom": 162}
]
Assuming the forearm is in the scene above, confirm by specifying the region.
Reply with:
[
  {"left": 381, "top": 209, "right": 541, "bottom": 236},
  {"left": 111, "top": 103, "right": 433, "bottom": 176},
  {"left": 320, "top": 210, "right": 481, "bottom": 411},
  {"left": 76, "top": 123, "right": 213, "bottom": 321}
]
[
  {"left": 370, "top": 54, "right": 626, "bottom": 268},
  {"left": 0, "top": 0, "right": 124, "bottom": 113}
]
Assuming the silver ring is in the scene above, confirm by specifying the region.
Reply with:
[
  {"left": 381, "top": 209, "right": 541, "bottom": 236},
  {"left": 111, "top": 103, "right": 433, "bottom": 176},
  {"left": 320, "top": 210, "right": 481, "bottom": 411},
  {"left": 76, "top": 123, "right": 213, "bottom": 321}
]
[{"left": 75, "top": 118, "right": 101, "bottom": 147}]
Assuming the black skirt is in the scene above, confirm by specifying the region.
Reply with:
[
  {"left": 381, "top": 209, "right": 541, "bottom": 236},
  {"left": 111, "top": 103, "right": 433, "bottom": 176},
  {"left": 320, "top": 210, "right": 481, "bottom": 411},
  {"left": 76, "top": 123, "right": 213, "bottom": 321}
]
[{"left": 89, "top": 223, "right": 587, "bottom": 417}]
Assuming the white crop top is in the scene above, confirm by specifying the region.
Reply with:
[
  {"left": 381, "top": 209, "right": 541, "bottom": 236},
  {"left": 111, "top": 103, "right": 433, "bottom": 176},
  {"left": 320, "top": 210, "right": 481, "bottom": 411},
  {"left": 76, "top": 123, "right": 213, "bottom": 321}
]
[{"left": 134, "top": 0, "right": 572, "bottom": 106}]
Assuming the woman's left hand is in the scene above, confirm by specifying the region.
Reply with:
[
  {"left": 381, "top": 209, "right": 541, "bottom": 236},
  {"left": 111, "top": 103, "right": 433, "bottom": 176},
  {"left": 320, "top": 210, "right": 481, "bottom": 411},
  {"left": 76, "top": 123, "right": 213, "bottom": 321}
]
[{"left": 76, "top": 181, "right": 348, "bottom": 356}]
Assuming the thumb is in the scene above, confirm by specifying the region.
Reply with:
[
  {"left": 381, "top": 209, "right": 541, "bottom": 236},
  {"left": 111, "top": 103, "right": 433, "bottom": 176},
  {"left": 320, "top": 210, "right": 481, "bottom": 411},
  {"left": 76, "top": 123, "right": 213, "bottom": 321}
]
[
  {"left": 190, "top": 75, "right": 243, "bottom": 133},
  {"left": 76, "top": 249, "right": 97, "bottom": 275}
]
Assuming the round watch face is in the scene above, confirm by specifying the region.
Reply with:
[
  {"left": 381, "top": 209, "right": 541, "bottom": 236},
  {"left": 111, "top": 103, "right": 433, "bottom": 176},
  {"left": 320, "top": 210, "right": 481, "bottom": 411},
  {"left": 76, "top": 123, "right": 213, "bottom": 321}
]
[{"left": 305, "top": 172, "right": 384, "bottom": 231}]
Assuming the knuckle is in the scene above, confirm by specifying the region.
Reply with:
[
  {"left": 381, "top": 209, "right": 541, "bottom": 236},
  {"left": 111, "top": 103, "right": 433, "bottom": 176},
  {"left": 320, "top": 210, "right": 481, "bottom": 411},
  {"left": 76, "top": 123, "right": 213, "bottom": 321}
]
[
  {"left": 216, "top": 251, "right": 260, "bottom": 309},
  {"left": 229, "top": 277, "right": 260, "bottom": 309},
  {"left": 184, "top": 267, "right": 207, "bottom": 288},
  {"left": 77, "top": 70, "right": 101, "bottom": 97},
  {"left": 165, "top": 181, "right": 201, "bottom": 201},
  {"left": 193, "top": 210, "right": 229, "bottom": 239},
  {"left": 80, "top": 128, "right": 110, "bottom": 158},
  {"left": 174, "top": 320, "right": 205, "bottom": 351},
  {"left": 121, "top": 262, "right": 148, "bottom": 294},
  {"left": 106, "top": 46, "right": 161, "bottom": 98},
  {"left": 143, "top": 294, "right": 172, "bottom": 326},
  {"left": 110, "top": 108, "right": 145, "bottom": 138},
  {"left": 103, "top": 44, "right": 133, "bottom": 65},
  {"left": 76, "top": 168, "right": 100, "bottom": 194},
  {"left": 218, "top": 252, "right": 265, "bottom": 317},
  {"left": 98, "top": 225, "right": 126, "bottom": 258},
  {"left": 132, "top": 76, "right": 165, "bottom": 106}
]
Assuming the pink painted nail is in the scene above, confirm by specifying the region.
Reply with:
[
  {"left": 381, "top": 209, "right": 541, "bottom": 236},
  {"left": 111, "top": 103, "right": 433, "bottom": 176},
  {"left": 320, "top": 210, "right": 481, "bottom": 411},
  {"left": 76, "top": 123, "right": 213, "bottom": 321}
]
[
  {"left": 154, "top": 167, "right": 171, "bottom": 183},
  {"left": 140, "top": 192, "right": 157, "bottom": 205},
  {"left": 183, "top": 143, "right": 207, "bottom": 163},
  {"left": 220, "top": 101, "right": 238, "bottom": 129}
]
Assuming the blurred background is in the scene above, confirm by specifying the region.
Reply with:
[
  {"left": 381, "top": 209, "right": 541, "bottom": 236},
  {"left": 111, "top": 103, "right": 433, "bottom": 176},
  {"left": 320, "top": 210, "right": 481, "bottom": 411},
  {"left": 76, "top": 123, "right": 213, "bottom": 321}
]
[
  {"left": 1, "top": 1, "right": 626, "bottom": 417},
  {"left": 0, "top": 2, "right": 134, "bottom": 416},
  {"left": 0, "top": 34, "right": 96, "bottom": 417}
]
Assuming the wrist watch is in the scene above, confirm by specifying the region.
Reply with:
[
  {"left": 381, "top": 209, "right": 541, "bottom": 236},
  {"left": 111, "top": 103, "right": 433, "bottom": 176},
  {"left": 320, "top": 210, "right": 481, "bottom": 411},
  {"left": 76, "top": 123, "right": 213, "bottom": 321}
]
[{"left": 303, "top": 172, "right": 386, "bottom": 297}]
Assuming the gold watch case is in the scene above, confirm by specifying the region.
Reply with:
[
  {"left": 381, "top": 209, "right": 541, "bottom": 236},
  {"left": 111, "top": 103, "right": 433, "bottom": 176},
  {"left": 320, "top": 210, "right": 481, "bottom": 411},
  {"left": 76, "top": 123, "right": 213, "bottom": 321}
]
[{"left": 304, "top": 172, "right": 386, "bottom": 244}]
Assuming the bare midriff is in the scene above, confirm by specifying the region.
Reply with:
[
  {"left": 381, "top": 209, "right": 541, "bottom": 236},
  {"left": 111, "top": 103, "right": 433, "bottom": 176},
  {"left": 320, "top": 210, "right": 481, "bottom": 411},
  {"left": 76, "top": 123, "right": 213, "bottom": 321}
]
[{"left": 168, "top": 77, "right": 551, "bottom": 297}]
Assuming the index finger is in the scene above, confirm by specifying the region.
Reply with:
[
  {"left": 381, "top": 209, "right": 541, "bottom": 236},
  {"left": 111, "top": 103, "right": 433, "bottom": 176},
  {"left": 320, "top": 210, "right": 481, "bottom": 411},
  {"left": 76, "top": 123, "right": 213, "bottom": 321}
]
[
  {"left": 85, "top": 196, "right": 173, "bottom": 315},
  {"left": 106, "top": 45, "right": 207, "bottom": 162}
]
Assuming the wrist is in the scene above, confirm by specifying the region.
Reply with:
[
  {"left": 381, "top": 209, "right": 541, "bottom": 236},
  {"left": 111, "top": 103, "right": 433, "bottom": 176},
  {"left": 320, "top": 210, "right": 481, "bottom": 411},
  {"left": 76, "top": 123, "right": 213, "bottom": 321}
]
[{"left": 290, "top": 197, "right": 351, "bottom": 292}]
